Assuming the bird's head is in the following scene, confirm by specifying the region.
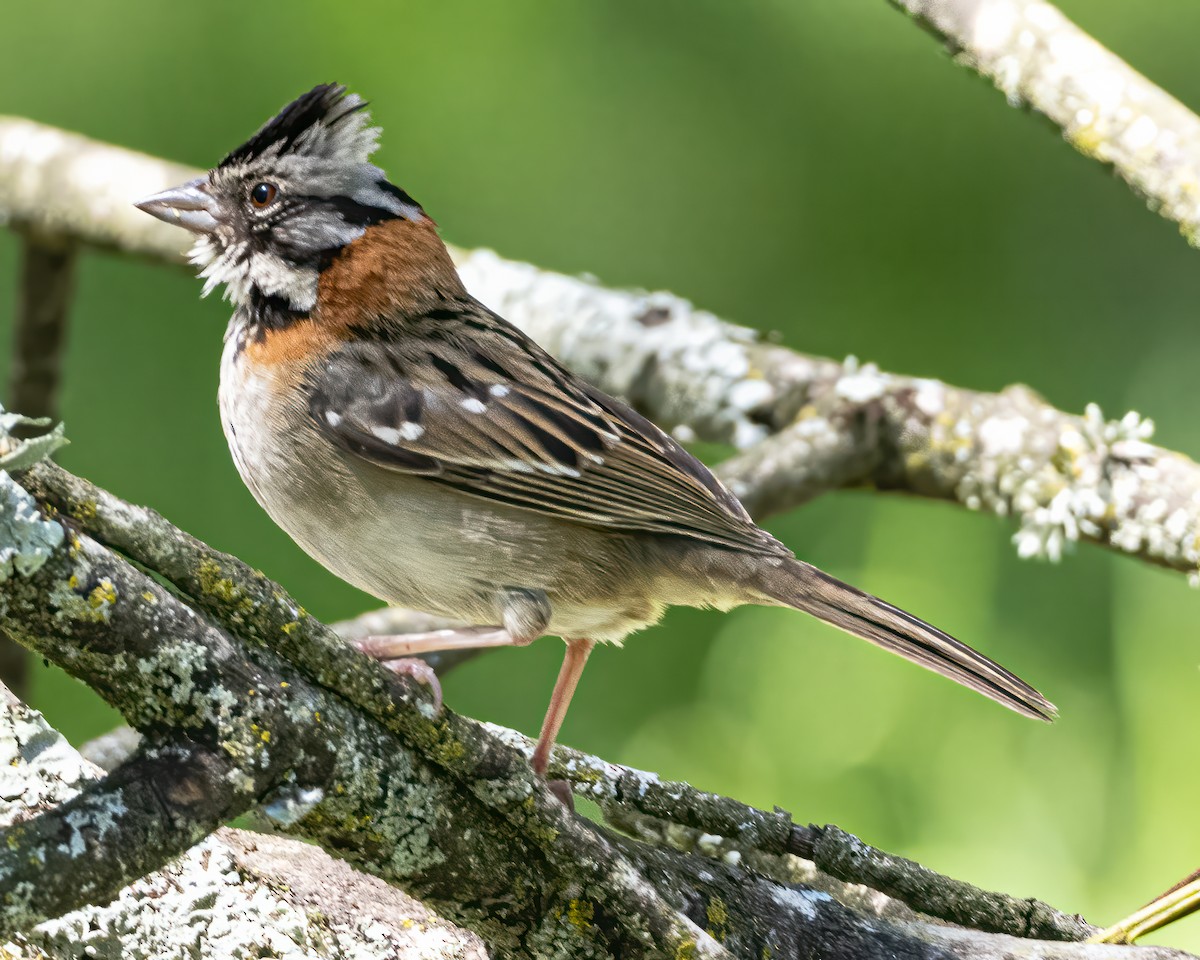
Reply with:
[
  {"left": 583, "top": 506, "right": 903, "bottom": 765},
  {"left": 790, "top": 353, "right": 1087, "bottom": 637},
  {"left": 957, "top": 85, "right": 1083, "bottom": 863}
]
[{"left": 136, "top": 83, "right": 425, "bottom": 312}]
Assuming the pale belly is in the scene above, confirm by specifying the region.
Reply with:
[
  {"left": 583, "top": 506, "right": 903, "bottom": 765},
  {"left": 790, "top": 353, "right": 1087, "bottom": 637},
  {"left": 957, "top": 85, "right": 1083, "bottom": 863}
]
[{"left": 217, "top": 345, "right": 692, "bottom": 642}]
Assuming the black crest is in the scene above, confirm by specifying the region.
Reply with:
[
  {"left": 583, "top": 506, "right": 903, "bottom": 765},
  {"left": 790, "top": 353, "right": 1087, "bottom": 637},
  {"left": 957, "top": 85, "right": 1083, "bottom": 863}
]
[{"left": 219, "top": 83, "right": 365, "bottom": 169}]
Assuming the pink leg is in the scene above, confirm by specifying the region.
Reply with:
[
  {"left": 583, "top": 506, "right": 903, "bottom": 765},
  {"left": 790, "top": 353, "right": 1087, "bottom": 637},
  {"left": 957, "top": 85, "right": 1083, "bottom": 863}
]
[
  {"left": 354, "top": 626, "right": 524, "bottom": 660},
  {"left": 531, "top": 638, "right": 596, "bottom": 779},
  {"left": 354, "top": 626, "right": 533, "bottom": 719}
]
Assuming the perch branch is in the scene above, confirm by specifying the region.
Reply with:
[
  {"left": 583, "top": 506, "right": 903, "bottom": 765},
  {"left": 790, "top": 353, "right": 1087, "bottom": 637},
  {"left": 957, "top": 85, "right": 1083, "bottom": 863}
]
[
  {"left": 892, "top": 0, "right": 1200, "bottom": 245},
  {"left": 2, "top": 449, "right": 1191, "bottom": 958}
]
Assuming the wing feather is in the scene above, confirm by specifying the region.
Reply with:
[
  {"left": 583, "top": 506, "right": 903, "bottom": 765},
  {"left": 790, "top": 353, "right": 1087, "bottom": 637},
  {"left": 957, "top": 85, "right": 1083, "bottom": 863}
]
[{"left": 306, "top": 301, "right": 775, "bottom": 553}]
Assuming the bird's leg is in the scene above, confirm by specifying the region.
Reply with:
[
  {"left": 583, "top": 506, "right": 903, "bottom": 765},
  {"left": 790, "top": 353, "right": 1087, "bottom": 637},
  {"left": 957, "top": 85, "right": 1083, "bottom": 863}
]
[
  {"left": 532, "top": 638, "right": 595, "bottom": 807},
  {"left": 354, "top": 626, "right": 526, "bottom": 660},
  {"left": 353, "top": 626, "right": 534, "bottom": 718}
]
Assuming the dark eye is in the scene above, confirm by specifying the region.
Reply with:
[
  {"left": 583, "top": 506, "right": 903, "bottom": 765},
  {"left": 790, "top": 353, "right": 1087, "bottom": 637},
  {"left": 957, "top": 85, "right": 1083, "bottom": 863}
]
[{"left": 250, "top": 182, "right": 278, "bottom": 208}]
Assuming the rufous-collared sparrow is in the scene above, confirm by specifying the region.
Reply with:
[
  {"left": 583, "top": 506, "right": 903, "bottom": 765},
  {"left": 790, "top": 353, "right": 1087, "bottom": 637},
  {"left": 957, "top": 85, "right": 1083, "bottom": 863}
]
[{"left": 137, "top": 84, "right": 1054, "bottom": 784}]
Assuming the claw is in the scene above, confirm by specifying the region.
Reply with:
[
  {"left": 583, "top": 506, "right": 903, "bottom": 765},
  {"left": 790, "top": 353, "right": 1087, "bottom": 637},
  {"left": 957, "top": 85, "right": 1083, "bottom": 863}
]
[
  {"left": 546, "top": 778, "right": 575, "bottom": 811},
  {"left": 380, "top": 656, "right": 443, "bottom": 714}
]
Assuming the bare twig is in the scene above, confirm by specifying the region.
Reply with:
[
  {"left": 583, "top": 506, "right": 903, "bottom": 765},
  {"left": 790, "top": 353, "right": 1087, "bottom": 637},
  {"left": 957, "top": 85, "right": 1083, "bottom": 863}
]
[{"left": 1, "top": 236, "right": 78, "bottom": 696}]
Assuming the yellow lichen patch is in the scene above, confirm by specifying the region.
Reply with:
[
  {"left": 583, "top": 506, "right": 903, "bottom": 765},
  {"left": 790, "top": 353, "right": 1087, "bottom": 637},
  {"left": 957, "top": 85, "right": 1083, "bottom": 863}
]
[
  {"left": 260, "top": 730, "right": 271, "bottom": 743},
  {"left": 566, "top": 898, "right": 594, "bottom": 931},
  {"left": 706, "top": 895, "right": 729, "bottom": 942},
  {"left": 69, "top": 498, "right": 97, "bottom": 522},
  {"left": 198, "top": 558, "right": 240, "bottom": 604},
  {"left": 88, "top": 580, "right": 117, "bottom": 611},
  {"left": 1067, "top": 123, "right": 1104, "bottom": 159},
  {"left": 281, "top": 620, "right": 301, "bottom": 635},
  {"left": 141, "top": 590, "right": 158, "bottom": 604},
  {"left": 675, "top": 940, "right": 697, "bottom": 960}
]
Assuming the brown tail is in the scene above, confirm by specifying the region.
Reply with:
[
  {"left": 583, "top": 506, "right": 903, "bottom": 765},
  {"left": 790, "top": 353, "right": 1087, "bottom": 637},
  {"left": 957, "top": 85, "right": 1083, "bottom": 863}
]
[{"left": 758, "top": 557, "right": 1056, "bottom": 722}]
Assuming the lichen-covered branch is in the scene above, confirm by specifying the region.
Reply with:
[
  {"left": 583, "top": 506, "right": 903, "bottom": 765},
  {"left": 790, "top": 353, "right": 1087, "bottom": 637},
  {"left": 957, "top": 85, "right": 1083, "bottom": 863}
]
[
  {"left": 0, "top": 687, "right": 488, "bottom": 959},
  {"left": 497, "top": 726, "right": 1097, "bottom": 943},
  {"left": 718, "top": 370, "right": 1200, "bottom": 581},
  {"left": 891, "top": 0, "right": 1200, "bottom": 245},
  {"left": 4, "top": 117, "right": 1199, "bottom": 583},
  {"left": 0, "top": 472, "right": 721, "bottom": 957},
  {"left": 2, "top": 451, "right": 1191, "bottom": 958}
]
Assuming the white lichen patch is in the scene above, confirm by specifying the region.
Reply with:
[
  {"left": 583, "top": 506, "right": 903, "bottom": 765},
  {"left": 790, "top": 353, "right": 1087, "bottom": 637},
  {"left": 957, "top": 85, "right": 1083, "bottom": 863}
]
[
  {"left": 0, "top": 406, "right": 68, "bottom": 474},
  {"left": 0, "top": 701, "right": 93, "bottom": 825},
  {"left": 60, "top": 798, "right": 128, "bottom": 859},
  {"left": 135, "top": 640, "right": 225, "bottom": 728},
  {"left": 834, "top": 357, "right": 888, "bottom": 404},
  {"left": 0, "top": 472, "right": 63, "bottom": 582},
  {"left": 937, "top": 392, "right": 1200, "bottom": 578},
  {"left": 262, "top": 784, "right": 326, "bottom": 827},
  {"left": 769, "top": 885, "right": 832, "bottom": 922}
]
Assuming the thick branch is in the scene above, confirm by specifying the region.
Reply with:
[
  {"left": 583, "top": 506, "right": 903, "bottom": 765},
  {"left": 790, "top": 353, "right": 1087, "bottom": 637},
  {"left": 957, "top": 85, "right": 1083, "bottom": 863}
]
[
  {"left": 893, "top": 0, "right": 1200, "bottom": 244},
  {"left": 0, "top": 690, "right": 487, "bottom": 959},
  {"left": 2, "top": 461, "right": 1189, "bottom": 958}
]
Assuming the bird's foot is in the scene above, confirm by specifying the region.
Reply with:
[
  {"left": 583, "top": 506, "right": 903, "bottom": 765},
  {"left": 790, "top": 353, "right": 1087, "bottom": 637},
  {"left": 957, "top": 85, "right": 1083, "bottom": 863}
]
[{"left": 378, "top": 656, "right": 444, "bottom": 715}]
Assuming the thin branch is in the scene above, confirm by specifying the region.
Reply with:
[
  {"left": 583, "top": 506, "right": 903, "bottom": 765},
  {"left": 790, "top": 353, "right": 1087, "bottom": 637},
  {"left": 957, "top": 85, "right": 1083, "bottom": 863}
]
[
  {"left": 500, "top": 727, "right": 1096, "bottom": 942},
  {"left": 0, "top": 235, "right": 76, "bottom": 697},
  {"left": 717, "top": 370, "right": 1200, "bottom": 581},
  {"left": 10, "top": 235, "right": 75, "bottom": 430},
  {"left": 4, "top": 118, "right": 1198, "bottom": 585},
  {"left": 892, "top": 0, "right": 1200, "bottom": 244}
]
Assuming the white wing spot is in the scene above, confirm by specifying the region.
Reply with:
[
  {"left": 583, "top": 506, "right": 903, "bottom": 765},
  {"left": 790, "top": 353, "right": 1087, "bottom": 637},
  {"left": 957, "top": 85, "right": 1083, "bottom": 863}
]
[
  {"left": 461, "top": 398, "right": 487, "bottom": 414},
  {"left": 489, "top": 384, "right": 511, "bottom": 397},
  {"left": 370, "top": 422, "right": 424, "bottom": 443},
  {"left": 371, "top": 425, "right": 402, "bottom": 444},
  {"left": 324, "top": 410, "right": 343, "bottom": 427}
]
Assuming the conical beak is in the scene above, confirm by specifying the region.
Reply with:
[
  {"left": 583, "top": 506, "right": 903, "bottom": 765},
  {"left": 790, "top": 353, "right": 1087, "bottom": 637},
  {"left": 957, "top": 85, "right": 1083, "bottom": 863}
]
[{"left": 135, "top": 176, "right": 219, "bottom": 234}]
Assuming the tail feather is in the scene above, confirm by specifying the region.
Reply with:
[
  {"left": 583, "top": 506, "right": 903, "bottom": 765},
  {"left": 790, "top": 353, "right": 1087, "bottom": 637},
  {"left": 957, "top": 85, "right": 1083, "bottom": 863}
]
[{"left": 761, "top": 558, "right": 1056, "bottom": 722}]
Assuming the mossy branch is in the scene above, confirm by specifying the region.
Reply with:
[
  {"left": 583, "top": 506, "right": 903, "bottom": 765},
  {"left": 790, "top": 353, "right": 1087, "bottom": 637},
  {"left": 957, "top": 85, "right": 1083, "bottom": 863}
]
[{"left": 2, "top": 457, "right": 1193, "bottom": 958}]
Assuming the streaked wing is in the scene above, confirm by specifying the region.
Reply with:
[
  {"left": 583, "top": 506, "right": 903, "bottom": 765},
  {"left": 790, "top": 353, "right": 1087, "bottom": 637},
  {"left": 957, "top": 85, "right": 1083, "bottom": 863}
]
[{"left": 305, "top": 300, "right": 773, "bottom": 553}]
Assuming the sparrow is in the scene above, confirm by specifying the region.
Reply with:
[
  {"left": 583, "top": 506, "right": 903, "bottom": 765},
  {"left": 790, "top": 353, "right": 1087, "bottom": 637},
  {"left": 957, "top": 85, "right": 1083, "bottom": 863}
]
[{"left": 137, "top": 84, "right": 1055, "bottom": 784}]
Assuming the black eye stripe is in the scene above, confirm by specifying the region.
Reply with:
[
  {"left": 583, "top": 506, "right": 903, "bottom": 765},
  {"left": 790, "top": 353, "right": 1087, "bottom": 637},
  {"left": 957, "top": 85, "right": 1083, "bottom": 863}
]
[{"left": 291, "top": 194, "right": 398, "bottom": 227}]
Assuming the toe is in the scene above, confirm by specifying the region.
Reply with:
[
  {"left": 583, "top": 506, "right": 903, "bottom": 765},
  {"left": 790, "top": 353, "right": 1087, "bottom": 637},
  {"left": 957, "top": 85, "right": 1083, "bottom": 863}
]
[{"left": 382, "top": 656, "right": 443, "bottom": 714}]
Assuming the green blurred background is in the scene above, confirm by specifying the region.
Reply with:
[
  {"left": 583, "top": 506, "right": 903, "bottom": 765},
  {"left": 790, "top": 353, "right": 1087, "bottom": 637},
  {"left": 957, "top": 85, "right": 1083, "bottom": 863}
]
[{"left": 3, "top": 0, "right": 1199, "bottom": 948}]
